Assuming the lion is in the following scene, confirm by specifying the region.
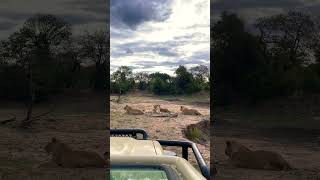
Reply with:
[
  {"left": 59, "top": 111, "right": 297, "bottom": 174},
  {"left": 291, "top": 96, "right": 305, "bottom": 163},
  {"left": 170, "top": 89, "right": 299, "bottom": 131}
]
[
  {"left": 124, "top": 105, "right": 144, "bottom": 115},
  {"left": 153, "top": 104, "right": 171, "bottom": 113},
  {"left": 44, "top": 138, "right": 106, "bottom": 168},
  {"left": 180, "top": 106, "right": 202, "bottom": 115},
  {"left": 225, "top": 140, "right": 293, "bottom": 171},
  {"left": 153, "top": 105, "right": 160, "bottom": 113}
]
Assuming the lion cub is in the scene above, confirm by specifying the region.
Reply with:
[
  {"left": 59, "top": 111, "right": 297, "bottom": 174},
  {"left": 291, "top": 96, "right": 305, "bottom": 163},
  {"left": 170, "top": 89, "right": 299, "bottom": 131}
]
[
  {"left": 153, "top": 105, "right": 171, "bottom": 113},
  {"left": 124, "top": 105, "right": 144, "bottom": 115},
  {"left": 180, "top": 106, "right": 202, "bottom": 115},
  {"left": 45, "top": 138, "right": 106, "bottom": 168},
  {"left": 225, "top": 140, "right": 292, "bottom": 171}
]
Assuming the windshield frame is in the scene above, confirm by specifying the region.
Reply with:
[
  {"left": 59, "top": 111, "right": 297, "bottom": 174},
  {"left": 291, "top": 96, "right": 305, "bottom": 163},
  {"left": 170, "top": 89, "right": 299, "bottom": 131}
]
[{"left": 111, "top": 164, "right": 181, "bottom": 180}]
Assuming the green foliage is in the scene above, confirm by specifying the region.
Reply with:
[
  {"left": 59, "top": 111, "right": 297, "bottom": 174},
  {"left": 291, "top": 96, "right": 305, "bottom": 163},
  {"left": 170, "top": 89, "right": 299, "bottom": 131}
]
[
  {"left": 111, "top": 66, "right": 134, "bottom": 94},
  {"left": 148, "top": 72, "right": 173, "bottom": 95},
  {"left": 134, "top": 72, "right": 149, "bottom": 90},
  {"left": 175, "top": 66, "right": 196, "bottom": 94},
  {"left": 149, "top": 77, "right": 171, "bottom": 95},
  {"left": 110, "top": 65, "right": 209, "bottom": 96}
]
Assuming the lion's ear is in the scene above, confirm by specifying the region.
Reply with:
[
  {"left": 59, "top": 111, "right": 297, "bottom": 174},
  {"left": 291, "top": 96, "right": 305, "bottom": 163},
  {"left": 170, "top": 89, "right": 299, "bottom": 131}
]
[{"left": 52, "top": 137, "right": 57, "bottom": 142}]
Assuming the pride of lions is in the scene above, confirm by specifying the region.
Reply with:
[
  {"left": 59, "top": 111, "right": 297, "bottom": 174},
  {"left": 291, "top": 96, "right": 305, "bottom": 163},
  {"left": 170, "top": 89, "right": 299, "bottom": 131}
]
[{"left": 124, "top": 104, "right": 202, "bottom": 116}]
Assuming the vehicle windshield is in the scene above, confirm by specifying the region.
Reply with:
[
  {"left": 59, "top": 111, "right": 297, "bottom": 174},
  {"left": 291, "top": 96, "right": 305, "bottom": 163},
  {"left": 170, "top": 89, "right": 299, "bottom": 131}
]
[{"left": 111, "top": 168, "right": 168, "bottom": 180}]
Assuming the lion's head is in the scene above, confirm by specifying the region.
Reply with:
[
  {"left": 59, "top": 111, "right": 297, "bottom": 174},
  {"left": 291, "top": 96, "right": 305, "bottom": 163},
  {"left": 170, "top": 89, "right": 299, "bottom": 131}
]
[
  {"left": 124, "top": 105, "right": 129, "bottom": 110},
  {"left": 45, "top": 137, "right": 65, "bottom": 154},
  {"left": 225, "top": 140, "right": 251, "bottom": 158}
]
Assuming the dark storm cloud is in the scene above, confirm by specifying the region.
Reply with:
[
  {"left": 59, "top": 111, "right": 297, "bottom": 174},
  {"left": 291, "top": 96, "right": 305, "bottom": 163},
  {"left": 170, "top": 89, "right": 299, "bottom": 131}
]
[
  {"left": 297, "top": 3, "right": 320, "bottom": 16},
  {"left": 60, "top": 13, "right": 106, "bottom": 25},
  {"left": 111, "top": 0, "right": 172, "bottom": 29},
  {"left": 0, "top": 21, "right": 17, "bottom": 31},
  {"left": 111, "top": 39, "right": 188, "bottom": 58},
  {"left": 0, "top": 11, "right": 33, "bottom": 21},
  {"left": 63, "top": 0, "right": 108, "bottom": 17},
  {"left": 212, "top": 0, "right": 303, "bottom": 10},
  {"left": 211, "top": 0, "right": 320, "bottom": 22},
  {"left": 0, "top": 0, "right": 107, "bottom": 40}
]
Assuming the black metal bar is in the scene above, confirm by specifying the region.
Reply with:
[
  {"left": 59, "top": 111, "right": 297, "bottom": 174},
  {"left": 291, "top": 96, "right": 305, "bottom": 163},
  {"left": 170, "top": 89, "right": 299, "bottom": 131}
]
[
  {"left": 156, "top": 140, "right": 210, "bottom": 180},
  {"left": 110, "top": 128, "right": 149, "bottom": 140},
  {"left": 182, "top": 146, "right": 188, "bottom": 160}
]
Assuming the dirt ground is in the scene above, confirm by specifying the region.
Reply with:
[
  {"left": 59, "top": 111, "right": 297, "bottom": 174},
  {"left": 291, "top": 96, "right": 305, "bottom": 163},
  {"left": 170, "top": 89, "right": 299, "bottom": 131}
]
[
  {"left": 213, "top": 118, "right": 320, "bottom": 180},
  {"left": 0, "top": 91, "right": 108, "bottom": 180},
  {"left": 110, "top": 92, "right": 210, "bottom": 170}
]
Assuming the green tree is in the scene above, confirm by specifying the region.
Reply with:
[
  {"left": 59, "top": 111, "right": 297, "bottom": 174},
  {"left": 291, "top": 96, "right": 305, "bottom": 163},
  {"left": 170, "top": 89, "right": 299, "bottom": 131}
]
[
  {"left": 190, "top": 65, "right": 209, "bottom": 83},
  {"left": 212, "top": 12, "right": 266, "bottom": 104},
  {"left": 175, "top": 65, "right": 194, "bottom": 94},
  {"left": 134, "top": 72, "right": 149, "bottom": 90},
  {"left": 4, "top": 14, "right": 71, "bottom": 127},
  {"left": 111, "top": 66, "right": 134, "bottom": 102},
  {"left": 190, "top": 65, "right": 210, "bottom": 91},
  {"left": 53, "top": 36, "right": 81, "bottom": 89},
  {"left": 255, "top": 11, "right": 316, "bottom": 69},
  {"left": 79, "top": 30, "right": 109, "bottom": 91},
  {"left": 149, "top": 72, "right": 173, "bottom": 95}
]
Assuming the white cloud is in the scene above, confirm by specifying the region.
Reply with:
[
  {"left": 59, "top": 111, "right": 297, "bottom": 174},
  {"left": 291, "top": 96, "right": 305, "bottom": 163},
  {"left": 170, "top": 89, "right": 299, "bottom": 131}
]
[{"left": 111, "top": 0, "right": 210, "bottom": 75}]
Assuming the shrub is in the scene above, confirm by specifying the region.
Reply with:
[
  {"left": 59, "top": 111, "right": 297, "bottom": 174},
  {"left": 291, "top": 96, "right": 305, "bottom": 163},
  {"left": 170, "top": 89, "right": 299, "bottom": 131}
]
[{"left": 185, "top": 127, "right": 202, "bottom": 142}]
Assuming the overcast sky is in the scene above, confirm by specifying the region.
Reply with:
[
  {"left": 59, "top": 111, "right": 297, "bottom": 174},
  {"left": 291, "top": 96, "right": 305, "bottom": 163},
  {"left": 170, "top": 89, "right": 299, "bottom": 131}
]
[
  {"left": 110, "top": 0, "right": 210, "bottom": 75},
  {"left": 0, "top": 0, "right": 107, "bottom": 40},
  {"left": 211, "top": 0, "right": 320, "bottom": 24}
]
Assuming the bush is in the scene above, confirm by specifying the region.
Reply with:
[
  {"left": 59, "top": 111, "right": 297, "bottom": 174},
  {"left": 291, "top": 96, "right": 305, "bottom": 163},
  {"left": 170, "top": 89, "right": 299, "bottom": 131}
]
[
  {"left": 137, "top": 81, "right": 148, "bottom": 90},
  {"left": 150, "top": 77, "right": 171, "bottom": 95},
  {"left": 185, "top": 127, "right": 202, "bottom": 142}
]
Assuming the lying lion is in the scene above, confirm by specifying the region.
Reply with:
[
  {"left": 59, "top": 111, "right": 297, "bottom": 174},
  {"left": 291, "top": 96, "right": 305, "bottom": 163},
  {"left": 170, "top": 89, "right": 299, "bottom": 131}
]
[
  {"left": 124, "top": 105, "right": 144, "bottom": 115},
  {"left": 180, "top": 106, "right": 202, "bottom": 115},
  {"left": 44, "top": 138, "right": 106, "bottom": 168},
  {"left": 225, "top": 140, "right": 293, "bottom": 171},
  {"left": 153, "top": 104, "right": 171, "bottom": 113}
]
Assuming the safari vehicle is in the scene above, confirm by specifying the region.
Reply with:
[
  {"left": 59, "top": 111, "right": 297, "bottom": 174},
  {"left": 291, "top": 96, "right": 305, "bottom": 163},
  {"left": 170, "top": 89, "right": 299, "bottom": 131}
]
[{"left": 110, "top": 129, "right": 210, "bottom": 180}]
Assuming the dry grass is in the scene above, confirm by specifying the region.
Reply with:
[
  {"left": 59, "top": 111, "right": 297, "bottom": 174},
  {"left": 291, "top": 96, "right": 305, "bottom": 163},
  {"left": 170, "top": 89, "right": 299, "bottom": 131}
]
[
  {"left": 213, "top": 136, "right": 320, "bottom": 180},
  {"left": 214, "top": 110, "right": 320, "bottom": 179},
  {"left": 0, "top": 92, "right": 107, "bottom": 179}
]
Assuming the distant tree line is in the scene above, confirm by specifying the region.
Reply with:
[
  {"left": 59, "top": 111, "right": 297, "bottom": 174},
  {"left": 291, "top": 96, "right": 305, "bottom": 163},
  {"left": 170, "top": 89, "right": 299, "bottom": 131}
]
[
  {"left": 0, "top": 14, "right": 108, "bottom": 127},
  {"left": 110, "top": 65, "right": 210, "bottom": 96},
  {"left": 212, "top": 11, "right": 320, "bottom": 105}
]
